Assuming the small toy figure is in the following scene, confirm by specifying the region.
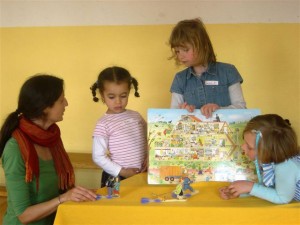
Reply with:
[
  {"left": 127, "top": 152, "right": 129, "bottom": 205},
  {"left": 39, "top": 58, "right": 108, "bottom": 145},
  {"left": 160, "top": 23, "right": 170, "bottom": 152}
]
[
  {"left": 182, "top": 177, "right": 194, "bottom": 192},
  {"left": 105, "top": 175, "right": 115, "bottom": 196},
  {"left": 173, "top": 181, "right": 184, "bottom": 199},
  {"left": 112, "top": 176, "right": 120, "bottom": 196},
  {"left": 215, "top": 114, "right": 220, "bottom": 122},
  {"left": 142, "top": 185, "right": 200, "bottom": 204},
  {"left": 105, "top": 175, "right": 120, "bottom": 197},
  {"left": 173, "top": 177, "right": 198, "bottom": 199},
  {"left": 141, "top": 192, "right": 185, "bottom": 204}
]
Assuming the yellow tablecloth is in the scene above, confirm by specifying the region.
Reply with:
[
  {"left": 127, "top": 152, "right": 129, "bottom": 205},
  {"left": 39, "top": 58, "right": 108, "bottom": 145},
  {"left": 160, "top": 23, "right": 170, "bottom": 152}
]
[{"left": 54, "top": 173, "right": 300, "bottom": 225}]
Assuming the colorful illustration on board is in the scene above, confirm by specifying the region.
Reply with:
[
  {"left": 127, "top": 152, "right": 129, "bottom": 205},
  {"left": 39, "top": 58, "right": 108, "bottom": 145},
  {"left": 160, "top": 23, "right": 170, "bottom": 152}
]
[{"left": 147, "top": 108, "right": 261, "bottom": 184}]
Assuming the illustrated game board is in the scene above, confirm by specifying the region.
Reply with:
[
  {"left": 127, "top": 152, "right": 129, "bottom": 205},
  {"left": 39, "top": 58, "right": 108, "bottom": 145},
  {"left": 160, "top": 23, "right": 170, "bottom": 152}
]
[{"left": 147, "top": 108, "right": 261, "bottom": 184}]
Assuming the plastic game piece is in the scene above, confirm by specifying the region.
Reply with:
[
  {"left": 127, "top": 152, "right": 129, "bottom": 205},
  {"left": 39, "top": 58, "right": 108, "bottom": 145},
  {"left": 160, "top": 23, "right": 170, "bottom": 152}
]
[
  {"left": 96, "top": 194, "right": 119, "bottom": 200},
  {"left": 105, "top": 175, "right": 120, "bottom": 198}
]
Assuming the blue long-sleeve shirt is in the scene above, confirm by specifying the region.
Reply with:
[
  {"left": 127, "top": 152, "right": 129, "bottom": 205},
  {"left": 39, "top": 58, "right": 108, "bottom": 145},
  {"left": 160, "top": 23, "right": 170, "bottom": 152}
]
[{"left": 250, "top": 157, "right": 300, "bottom": 204}]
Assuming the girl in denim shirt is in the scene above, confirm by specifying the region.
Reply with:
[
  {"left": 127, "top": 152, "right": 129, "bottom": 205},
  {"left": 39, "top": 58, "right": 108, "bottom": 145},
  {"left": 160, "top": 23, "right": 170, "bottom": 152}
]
[{"left": 169, "top": 18, "right": 246, "bottom": 118}]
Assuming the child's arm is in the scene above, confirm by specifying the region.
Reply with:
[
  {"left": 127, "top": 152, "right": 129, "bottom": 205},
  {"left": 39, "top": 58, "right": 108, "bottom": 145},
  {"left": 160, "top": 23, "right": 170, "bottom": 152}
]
[
  {"left": 226, "top": 181, "right": 254, "bottom": 198},
  {"left": 219, "top": 186, "right": 232, "bottom": 200},
  {"left": 180, "top": 102, "right": 195, "bottom": 113},
  {"left": 200, "top": 104, "right": 220, "bottom": 118},
  {"left": 249, "top": 161, "right": 298, "bottom": 204},
  {"left": 201, "top": 83, "right": 246, "bottom": 118},
  {"left": 220, "top": 83, "right": 246, "bottom": 109},
  {"left": 219, "top": 186, "right": 250, "bottom": 199},
  {"left": 170, "top": 92, "right": 184, "bottom": 109},
  {"left": 92, "top": 136, "right": 122, "bottom": 177},
  {"left": 93, "top": 138, "right": 140, "bottom": 178},
  {"left": 119, "top": 168, "right": 140, "bottom": 178},
  {"left": 171, "top": 93, "right": 196, "bottom": 113}
]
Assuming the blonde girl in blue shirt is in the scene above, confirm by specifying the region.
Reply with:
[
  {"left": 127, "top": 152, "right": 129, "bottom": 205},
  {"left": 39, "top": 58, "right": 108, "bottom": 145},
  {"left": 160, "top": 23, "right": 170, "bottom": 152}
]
[
  {"left": 169, "top": 18, "right": 246, "bottom": 118},
  {"left": 219, "top": 114, "right": 300, "bottom": 204}
]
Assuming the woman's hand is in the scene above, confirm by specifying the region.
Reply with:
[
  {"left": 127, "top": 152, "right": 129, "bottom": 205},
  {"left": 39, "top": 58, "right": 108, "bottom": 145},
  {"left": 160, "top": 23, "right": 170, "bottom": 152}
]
[
  {"left": 17, "top": 186, "right": 97, "bottom": 224},
  {"left": 200, "top": 103, "right": 220, "bottom": 118},
  {"left": 60, "top": 186, "right": 97, "bottom": 203}
]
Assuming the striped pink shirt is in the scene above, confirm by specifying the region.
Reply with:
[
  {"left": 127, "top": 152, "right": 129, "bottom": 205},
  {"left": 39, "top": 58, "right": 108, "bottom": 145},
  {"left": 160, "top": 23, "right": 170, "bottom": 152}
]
[{"left": 93, "top": 110, "right": 147, "bottom": 170}]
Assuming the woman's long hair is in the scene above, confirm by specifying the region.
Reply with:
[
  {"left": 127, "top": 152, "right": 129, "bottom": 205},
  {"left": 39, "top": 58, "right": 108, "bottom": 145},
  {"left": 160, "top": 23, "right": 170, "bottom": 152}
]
[{"left": 0, "top": 74, "right": 64, "bottom": 157}]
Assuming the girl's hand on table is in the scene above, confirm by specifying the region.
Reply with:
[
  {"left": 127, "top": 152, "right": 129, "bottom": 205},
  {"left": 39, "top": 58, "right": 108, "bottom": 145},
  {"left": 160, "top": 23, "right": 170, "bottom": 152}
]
[
  {"left": 227, "top": 180, "right": 254, "bottom": 198},
  {"left": 219, "top": 186, "right": 240, "bottom": 200},
  {"left": 219, "top": 186, "right": 231, "bottom": 200}
]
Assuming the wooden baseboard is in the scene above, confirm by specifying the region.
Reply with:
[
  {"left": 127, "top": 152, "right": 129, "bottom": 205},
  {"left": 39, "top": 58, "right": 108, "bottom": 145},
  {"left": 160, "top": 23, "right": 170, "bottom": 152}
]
[
  {"left": 67, "top": 153, "right": 100, "bottom": 170},
  {"left": 0, "top": 186, "right": 7, "bottom": 197}
]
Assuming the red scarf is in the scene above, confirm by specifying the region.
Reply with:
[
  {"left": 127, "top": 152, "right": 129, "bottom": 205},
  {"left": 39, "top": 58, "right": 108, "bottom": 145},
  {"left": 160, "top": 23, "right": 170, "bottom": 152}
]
[{"left": 12, "top": 116, "right": 75, "bottom": 190}]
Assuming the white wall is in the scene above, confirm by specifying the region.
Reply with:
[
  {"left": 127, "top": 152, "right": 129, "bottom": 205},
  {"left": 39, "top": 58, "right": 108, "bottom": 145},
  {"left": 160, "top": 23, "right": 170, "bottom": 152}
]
[{"left": 0, "top": 0, "right": 299, "bottom": 27}]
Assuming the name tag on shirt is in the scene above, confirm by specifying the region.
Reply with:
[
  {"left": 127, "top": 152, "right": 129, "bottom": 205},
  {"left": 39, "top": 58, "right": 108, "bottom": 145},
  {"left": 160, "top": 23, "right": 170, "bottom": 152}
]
[{"left": 205, "top": 80, "right": 219, "bottom": 85}]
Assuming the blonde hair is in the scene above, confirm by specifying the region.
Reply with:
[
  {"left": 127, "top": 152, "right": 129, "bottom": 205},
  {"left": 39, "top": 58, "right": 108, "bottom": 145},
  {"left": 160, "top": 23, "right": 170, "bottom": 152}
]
[
  {"left": 243, "top": 114, "right": 299, "bottom": 164},
  {"left": 168, "top": 18, "right": 216, "bottom": 66}
]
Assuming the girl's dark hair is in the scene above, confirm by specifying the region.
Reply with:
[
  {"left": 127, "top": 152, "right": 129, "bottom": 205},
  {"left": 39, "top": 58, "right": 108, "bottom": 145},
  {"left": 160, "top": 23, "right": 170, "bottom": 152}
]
[
  {"left": 0, "top": 74, "right": 64, "bottom": 157},
  {"left": 243, "top": 114, "right": 299, "bottom": 164},
  {"left": 90, "top": 66, "right": 140, "bottom": 102},
  {"left": 169, "top": 18, "right": 216, "bottom": 66}
]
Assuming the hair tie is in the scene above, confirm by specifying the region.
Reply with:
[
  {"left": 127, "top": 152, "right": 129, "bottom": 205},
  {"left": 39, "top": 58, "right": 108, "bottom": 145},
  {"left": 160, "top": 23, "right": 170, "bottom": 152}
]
[
  {"left": 251, "top": 129, "right": 263, "bottom": 184},
  {"left": 90, "top": 81, "right": 98, "bottom": 90},
  {"left": 134, "top": 91, "right": 140, "bottom": 97},
  {"left": 251, "top": 130, "right": 262, "bottom": 149},
  {"left": 284, "top": 119, "right": 291, "bottom": 126},
  {"left": 15, "top": 109, "right": 22, "bottom": 117},
  {"left": 93, "top": 96, "right": 99, "bottom": 102}
]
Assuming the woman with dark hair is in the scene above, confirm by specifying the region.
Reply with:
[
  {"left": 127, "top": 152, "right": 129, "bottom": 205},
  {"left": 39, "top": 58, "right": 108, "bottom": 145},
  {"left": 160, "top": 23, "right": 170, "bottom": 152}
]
[{"left": 0, "top": 74, "right": 96, "bottom": 225}]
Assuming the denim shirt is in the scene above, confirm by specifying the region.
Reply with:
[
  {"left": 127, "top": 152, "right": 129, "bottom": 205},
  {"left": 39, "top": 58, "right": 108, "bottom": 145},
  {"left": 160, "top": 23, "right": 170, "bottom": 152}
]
[{"left": 170, "top": 62, "right": 243, "bottom": 109}]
